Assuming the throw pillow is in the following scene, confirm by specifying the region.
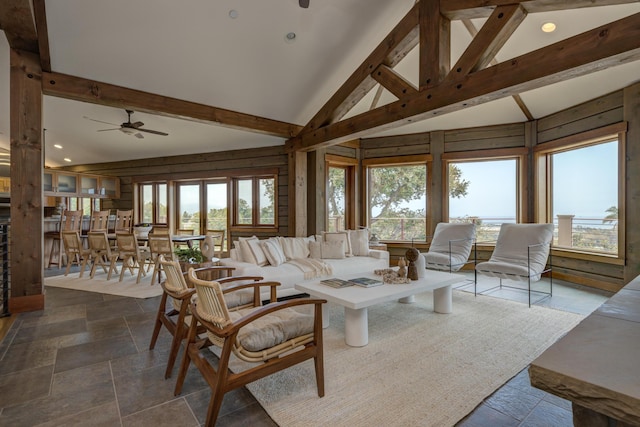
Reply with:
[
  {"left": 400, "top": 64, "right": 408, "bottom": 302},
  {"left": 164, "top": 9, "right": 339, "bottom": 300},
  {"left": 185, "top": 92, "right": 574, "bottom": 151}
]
[
  {"left": 278, "top": 237, "right": 311, "bottom": 260},
  {"left": 238, "top": 236, "right": 259, "bottom": 265},
  {"left": 348, "top": 229, "right": 370, "bottom": 256},
  {"left": 321, "top": 240, "right": 346, "bottom": 259},
  {"left": 309, "top": 241, "right": 322, "bottom": 259},
  {"left": 247, "top": 239, "right": 268, "bottom": 267},
  {"left": 261, "top": 238, "right": 286, "bottom": 266},
  {"left": 323, "top": 231, "right": 352, "bottom": 257}
]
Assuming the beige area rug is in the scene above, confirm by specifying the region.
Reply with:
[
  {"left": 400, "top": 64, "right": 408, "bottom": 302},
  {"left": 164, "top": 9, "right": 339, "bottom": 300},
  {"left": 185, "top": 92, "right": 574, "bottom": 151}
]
[
  {"left": 232, "top": 291, "right": 584, "bottom": 427},
  {"left": 44, "top": 271, "right": 163, "bottom": 299}
]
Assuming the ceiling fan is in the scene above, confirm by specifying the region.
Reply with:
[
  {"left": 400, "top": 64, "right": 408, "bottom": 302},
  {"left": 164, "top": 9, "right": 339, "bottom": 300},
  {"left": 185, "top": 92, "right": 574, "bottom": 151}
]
[
  {"left": 299, "top": 0, "right": 309, "bottom": 8},
  {"left": 83, "top": 110, "right": 169, "bottom": 139}
]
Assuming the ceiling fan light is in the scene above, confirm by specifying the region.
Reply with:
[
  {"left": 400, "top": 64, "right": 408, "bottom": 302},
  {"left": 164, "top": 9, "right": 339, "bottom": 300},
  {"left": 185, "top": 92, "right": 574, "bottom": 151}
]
[{"left": 121, "top": 127, "right": 136, "bottom": 135}]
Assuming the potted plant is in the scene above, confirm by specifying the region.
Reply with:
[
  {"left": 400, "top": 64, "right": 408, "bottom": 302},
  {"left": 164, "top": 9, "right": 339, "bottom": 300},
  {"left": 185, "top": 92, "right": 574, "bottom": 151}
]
[{"left": 175, "top": 247, "right": 205, "bottom": 272}]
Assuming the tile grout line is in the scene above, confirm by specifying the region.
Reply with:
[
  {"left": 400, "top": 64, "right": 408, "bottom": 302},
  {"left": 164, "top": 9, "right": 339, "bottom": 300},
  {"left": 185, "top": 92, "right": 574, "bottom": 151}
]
[{"left": 109, "top": 361, "right": 125, "bottom": 427}]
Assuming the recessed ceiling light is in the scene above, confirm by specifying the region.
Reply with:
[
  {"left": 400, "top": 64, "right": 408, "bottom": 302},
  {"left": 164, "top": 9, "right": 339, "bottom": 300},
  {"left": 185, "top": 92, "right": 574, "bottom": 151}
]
[
  {"left": 285, "top": 32, "right": 296, "bottom": 43},
  {"left": 229, "top": 9, "right": 238, "bottom": 19},
  {"left": 541, "top": 22, "right": 556, "bottom": 33},
  {"left": 63, "top": 158, "right": 72, "bottom": 163},
  {"left": 54, "top": 144, "right": 63, "bottom": 149}
]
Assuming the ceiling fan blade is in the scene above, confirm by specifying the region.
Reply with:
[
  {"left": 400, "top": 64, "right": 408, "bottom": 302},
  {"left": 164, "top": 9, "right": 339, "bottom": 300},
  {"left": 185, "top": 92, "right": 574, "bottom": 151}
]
[
  {"left": 97, "top": 128, "right": 121, "bottom": 132},
  {"left": 83, "top": 116, "right": 119, "bottom": 126},
  {"left": 136, "top": 128, "right": 169, "bottom": 136},
  {"left": 129, "top": 121, "right": 145, "bottom": 129},
  {"left": 299, "top": 0, "right": 309, "bottom": 8}
]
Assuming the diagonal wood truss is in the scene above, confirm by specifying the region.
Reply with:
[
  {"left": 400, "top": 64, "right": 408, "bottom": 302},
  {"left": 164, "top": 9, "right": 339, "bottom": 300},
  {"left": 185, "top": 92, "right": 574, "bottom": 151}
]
[
  {"left": 1, "top": 0, "right": 639, "bottom": 150},
  {"left": 287, "top": 0, "right": 640, "bottom": 151}
]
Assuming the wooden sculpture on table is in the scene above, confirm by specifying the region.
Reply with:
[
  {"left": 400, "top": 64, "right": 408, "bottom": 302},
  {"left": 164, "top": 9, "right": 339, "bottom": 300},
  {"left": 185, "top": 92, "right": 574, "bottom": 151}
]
[{"left": 406, "top": 247, "right": 420, "bottom": 280}]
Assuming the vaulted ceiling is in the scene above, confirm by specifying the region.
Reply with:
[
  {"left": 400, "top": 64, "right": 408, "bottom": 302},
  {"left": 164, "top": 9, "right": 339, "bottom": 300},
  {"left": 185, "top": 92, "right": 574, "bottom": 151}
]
[{"left": 1, "top": 0, "right": 639, "bottom": 167}]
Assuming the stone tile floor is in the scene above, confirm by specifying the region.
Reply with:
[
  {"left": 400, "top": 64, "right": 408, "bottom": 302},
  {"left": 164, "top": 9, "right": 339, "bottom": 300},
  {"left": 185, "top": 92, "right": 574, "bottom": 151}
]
[{"left": 0, "top": 269, "right": 611, "bottom": 426}]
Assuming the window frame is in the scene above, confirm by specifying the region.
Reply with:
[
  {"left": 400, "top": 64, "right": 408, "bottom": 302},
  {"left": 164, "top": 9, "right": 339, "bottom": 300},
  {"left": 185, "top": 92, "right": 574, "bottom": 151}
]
[
  {"left": 534, "top": 122, "right": 626, "bottom": 259},
  {"left": 362, "top": 155, "right": 432, "bottom": 242},
  {"left": 325, "top": 154, "right": 357, "bottom": 232},
  {"left": 442, "top": 148, "right": 527, "bottom": 238},
  {"left": 230, "top": 174, "right": 278, "bottom": 230},
  {"left": 136, "top": 182, "right": 168, "bottom": 226}
]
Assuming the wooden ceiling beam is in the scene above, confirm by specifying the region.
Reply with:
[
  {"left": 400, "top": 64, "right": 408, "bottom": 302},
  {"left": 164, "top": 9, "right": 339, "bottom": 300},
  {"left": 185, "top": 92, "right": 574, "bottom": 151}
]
[
  {"left": 42, "top": 72, "right": 302, "bottom": 138},
  {"left": 448, "top": 4, "right": 527, "bottom": 79},
  {"left": 441, "top": 0, "right": 640, "bottom": 20},
  {"left": 371, "top": 64, "right": 418, "bottom": 100},
  {"left": 289, "top": 12, "right": 640, "bottom": 151},
  {"left": 0, "top": 0, "right": 38, "bottom": 52},
  {"left": 419, "top": 0, "right": 450, "bottom": 89},
  {"left": 32, "top": 0, "right": 51, "bottom": 72},
  {"left": 299, "top": 3, "right": 420, "bottom": 134}
]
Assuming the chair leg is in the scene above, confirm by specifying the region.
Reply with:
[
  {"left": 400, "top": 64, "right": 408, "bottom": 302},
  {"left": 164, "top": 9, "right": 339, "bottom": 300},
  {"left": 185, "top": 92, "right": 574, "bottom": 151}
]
[
  {"left": 205, "top": 344, "right": 233, "bottom": 426},
  {"left": 150, "top": 293, "right": 168, "bottom": 350},
  {"left": 165, "top": 308, "right": 188, "bottom": 379},
  {"left": 174, "top": 318, "right": 200, "bottom": 396}
]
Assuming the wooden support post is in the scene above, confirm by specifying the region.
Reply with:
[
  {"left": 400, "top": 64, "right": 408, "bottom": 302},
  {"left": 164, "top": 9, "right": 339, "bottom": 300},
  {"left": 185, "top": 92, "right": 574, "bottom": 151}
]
[
  {"left": 288, "top": 151, "right": 308, "bottom": 237},
  {"left": 9, "top": 48, "right": 44, "bottom": 313},
  {"left": 430, "top": 131, "right": 444, "bottom": 233},
  {"left": 624, "top": 81, "right": 640, "bottom": 283}
]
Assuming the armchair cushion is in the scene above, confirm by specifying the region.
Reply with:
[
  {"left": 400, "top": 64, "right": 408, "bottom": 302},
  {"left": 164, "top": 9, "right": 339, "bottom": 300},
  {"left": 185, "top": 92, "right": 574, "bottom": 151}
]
[
  {"left": 229, "top": 305, "right": 314, "bottom": 352},
  {"left": 424, "top": 223, "right": 475, "bottom": 271},
  {"left": 476, "top": 223, "right": 553, "bottom": 282}
]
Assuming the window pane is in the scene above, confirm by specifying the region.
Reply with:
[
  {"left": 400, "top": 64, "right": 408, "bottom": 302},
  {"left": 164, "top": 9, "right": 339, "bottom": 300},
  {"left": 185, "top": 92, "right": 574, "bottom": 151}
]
[
  {"left": 448, "top": 160, "right": 516, "bottom": 241},
  {"left": 259, "top": 178, "right": 275, "bottom": 225},
  {"left": 328, "top": 167, "right": 346, "bottom": 232},
  {"left": 237, "top": 179, "right": 253, "bottom": 225},
  {"left": 81, "top": 198, "right": 92, "bottom": 217},
  {"left": 207, "top": 182, "right": 227, "bottom": 233},
  {"left": 369, "top": 165, "right": 427, "bottom": 241},
  {"left": 552, "top": 140, "right": 618, "bottom": 253},
  {"left": 178, "top": 184, "right": 201, "bottom": 232},
  {"left": 141, "top": 184, "right": 153, "bottom": 223},
  {"left": 157, "top": 184, "right": 167, "bottom": 224}
]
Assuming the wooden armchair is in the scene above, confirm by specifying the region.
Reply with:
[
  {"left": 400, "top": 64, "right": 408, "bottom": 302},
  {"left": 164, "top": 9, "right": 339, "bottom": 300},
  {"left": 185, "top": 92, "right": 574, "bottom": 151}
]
[
  {"left": 149, "top": 255, "right": 237, "bottom": 379},
  {"left": 61, "top": 230, "right": 90, "bottom": 276},
  {"left": 174, "top": 269, "right": 326, "bottom": 426}
]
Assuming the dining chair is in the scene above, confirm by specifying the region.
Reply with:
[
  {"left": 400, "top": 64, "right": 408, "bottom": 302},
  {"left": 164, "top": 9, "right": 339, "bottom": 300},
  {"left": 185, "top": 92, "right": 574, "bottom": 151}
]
[
  {"left": 83, "top": 231, "right": 119, "bottom": 279},
  {"left": 148, "top": 234, "right": 175, "bottom": 284},
  {"left": 175, "top": 228, "right": 194, "bottom": 249},
  {"left": 114, "top": 209, "right": 134, "bottom": 233},
  {"left": 205, "top": 229, "right": 226, "bottom": 257},
  {"left": 115, "top": 232, "right": 150, "bottom": 283},
  {"left": 174, "top": 269, "right": 326, "bottom": 426},
  {"left": 89, "top": 209, "right": 111, "bottom": 232},
  {"left": 150, "top": 225, "right": 170, "bottom": 235},
  {"left": 149, "top": 255, "right": 237, "bottom": 378},
  {"left": 61, "top": 230, "right": 90, "bottom": 276},
  {"left": 46, "top": 209, "right": 83, "bottom": 268}
]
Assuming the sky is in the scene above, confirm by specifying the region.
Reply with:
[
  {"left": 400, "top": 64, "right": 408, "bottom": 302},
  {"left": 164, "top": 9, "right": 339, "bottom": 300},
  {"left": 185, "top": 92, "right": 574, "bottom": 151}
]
[{"left": 448, "top": 140, "right": 618, "bottom": 222}]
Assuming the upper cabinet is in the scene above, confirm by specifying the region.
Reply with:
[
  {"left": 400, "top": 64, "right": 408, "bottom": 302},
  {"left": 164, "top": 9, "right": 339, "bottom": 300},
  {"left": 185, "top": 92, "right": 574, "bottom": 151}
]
[{"left": 43, "top": 170, "right": 119, "bottom": 199}]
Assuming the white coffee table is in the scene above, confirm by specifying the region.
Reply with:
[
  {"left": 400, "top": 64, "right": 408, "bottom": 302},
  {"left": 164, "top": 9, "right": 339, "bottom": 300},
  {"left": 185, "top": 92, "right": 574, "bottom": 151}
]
[{"left": 295, "top": 270, "right": 464, "bottom": 347}]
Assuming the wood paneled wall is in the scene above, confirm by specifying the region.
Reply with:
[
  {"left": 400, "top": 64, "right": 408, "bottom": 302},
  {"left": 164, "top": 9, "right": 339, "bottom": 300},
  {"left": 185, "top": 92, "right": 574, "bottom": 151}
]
[{"left": 60, "top": 84, "right": 640, "bottom": 291}]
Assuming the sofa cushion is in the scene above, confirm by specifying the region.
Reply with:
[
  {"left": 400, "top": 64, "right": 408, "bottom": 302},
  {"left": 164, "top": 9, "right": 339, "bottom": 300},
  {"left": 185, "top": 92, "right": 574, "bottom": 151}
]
[
  {"left": 247, "top": 239, "right": 268, "bottom": 267},
  {"left": 261, "top": 238, "right": 286, "bottom": 266},
  {"left": 278, "top": 236, "right": 311, "bottom": 260},
  {"left": 348, "top": 229, "right": 370, "bottom": 256},
  {"left": 323, "top": 231, "right": 352, "bottom": 257},
  {"left": 310, "top": 240, "right": 345, "bottom": 259},
  {"left": 237, "top": 236, "right": 259, "bottom": 264}
]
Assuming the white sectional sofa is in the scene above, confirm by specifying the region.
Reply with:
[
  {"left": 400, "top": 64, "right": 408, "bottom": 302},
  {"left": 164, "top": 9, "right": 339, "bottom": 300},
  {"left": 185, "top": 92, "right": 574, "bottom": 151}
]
[{"left": 219, "top": 231, "right": 390, "bottom": 300}]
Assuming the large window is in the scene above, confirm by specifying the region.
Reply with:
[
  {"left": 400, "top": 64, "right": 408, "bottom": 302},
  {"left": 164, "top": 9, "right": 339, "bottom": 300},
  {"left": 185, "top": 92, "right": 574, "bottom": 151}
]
[
  {"left": 446, "top": 157, "right": 520, "bottom": 241},
  {"left": 326, "top": 155, "right": 357, "bottom": 232},
  {"left": 365, "top": 157, "right": 430, "bottom": 241},
  {"left": 535, "top": 124, "right": 624, "bottom": 255},
  {"left": 177, "top": 183, "right": 201, "bottom": 232},
  {"left": 232, "top": 176, "right": 276, "bottom": 227},
  {"left": 139, "top": 182, "right": 167, "bottom": 225}
]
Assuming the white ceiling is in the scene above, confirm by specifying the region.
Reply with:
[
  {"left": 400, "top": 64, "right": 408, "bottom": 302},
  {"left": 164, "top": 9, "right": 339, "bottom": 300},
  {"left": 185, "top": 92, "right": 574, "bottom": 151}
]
[{"left": 0, "top": 1, "right": 639, "bottom": 167}]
